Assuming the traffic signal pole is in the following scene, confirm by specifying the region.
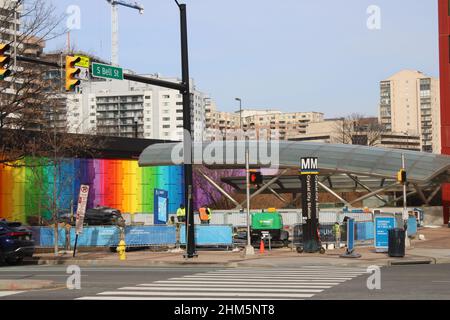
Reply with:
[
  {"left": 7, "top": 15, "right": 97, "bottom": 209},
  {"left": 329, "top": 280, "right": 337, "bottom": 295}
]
[{"left": 178, "top": 3, "right": 196, "bottom": 258}]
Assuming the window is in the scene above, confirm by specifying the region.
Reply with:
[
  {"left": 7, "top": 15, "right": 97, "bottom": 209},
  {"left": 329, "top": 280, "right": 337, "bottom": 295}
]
[
  {"left": 162, "top": 95, "right": 170, "bottom": 99},
  {"left": 163, "top": 125, "right": 170, "bottom": 128},
  {"left": 176, "top": 102, "right": 183, "bottom": 105},
  {"left": 145, "top": 96, "right": 151, "bottom": 99},
  {"left": 162, "top": 117, "right": 170, "bottom": 121}
]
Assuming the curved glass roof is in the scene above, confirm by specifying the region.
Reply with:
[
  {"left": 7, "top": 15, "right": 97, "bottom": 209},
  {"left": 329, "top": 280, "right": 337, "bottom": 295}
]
[{"left": 138, "top": 140, "right": 450, "bottom": 183}]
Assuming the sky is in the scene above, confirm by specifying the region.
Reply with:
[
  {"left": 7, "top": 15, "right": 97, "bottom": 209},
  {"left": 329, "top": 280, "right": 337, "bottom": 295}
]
[{"left": 45, "top": 0, "right": 439, "bottom": 117}]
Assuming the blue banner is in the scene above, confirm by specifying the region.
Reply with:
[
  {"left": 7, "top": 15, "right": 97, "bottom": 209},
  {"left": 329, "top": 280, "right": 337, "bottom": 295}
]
[
  {"left": 154, "top": 189, "right": 168, "bottom": 225},
  {"left": 374, "top": 216, "right": 396, "bottom": 252},
  {"left": 180, "top": 225, "right": 233, "bottom": 246},
  {"left": 347, "top": 218, "right": 355, "bottom": 251},
  {"left": 37, "top": 226, "right": 176, "bottom": 247},
  {"left": 407, "top": 216, "right": 417, "bottom": 236},
  {"left": 125, "top": 225, "right": 176, "bottom": 246}
]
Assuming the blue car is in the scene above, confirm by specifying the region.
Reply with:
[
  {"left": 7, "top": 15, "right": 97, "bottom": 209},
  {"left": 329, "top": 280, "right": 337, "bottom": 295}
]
[{"left": 0, "top": 220, "right": 35, "bottom": 265}]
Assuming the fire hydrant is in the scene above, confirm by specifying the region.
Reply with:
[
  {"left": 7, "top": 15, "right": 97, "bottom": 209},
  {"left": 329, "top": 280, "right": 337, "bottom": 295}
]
[{"left": 116, "top": 240, "right": 126, "bottom": 260}]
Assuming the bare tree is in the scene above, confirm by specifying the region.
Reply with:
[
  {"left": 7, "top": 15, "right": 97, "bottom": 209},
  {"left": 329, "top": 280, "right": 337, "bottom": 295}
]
[
  {"left": 333, "top": 113, "right": 387, "bottom": 146},
  {"left": 0, "top": 1, "right": 105, "bottom": 255},
  {"left": 0, "top": 0, "right": 66, "bottom": 164}
]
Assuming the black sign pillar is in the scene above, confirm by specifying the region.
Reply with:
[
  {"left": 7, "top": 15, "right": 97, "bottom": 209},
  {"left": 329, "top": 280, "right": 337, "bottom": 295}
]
[{"left": 300, "top": 157, "right": 320, "bottom": 253}]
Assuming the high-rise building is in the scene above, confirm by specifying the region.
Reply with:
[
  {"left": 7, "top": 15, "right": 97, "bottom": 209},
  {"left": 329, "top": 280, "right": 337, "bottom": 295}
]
[
  {"left": 379, "top": 70, "right": 441, "bottom": 153},
  {"left": 67, "top": 75, "right": 206, "bottom": 141}
]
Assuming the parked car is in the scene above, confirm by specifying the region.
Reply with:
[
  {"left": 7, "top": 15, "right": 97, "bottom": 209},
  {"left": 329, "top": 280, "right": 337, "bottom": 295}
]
[
  {"left": 84, "top": 206, "right": 125, "bottom": 226},
  {"left": 0, "top": 220, "right": 35, "bottom": 265},
  {"left": 57, "top": 209, "right": 74, "bottom": 225}
]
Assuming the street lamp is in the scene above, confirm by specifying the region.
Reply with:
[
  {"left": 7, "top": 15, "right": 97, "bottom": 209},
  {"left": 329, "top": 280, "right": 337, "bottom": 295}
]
[
  {"left": 235, "top": 98, "right": 254, "bottom": 256},
  {"left": 174, "top": 0, "right": 196, "bottom": 258},
  {"left": 235, "top": 97, "right": 242, "bottom": 131}
]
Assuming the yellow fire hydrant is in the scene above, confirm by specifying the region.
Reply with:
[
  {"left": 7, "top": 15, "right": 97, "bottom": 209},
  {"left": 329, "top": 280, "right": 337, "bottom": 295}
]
[{"left": 116, "top": 240, "right": 126, "bottom": 261}]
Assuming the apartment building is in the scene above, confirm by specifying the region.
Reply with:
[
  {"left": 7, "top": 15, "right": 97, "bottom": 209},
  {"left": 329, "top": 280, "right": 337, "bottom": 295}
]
[
  {"left": 294, "top": 118, "right": 421, "bottom": 151},
  {"left": 379, "top": 70, "right": 441, "bottom": 153},
  {"left": 67, "top": 75, "right": 206, "bottom": 141},
  {"left": 204, "top": 106, "right": 324, "bottom": 141}
]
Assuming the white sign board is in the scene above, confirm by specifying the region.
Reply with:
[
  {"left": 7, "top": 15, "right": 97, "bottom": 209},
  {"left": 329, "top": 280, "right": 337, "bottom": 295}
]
[
  {"left": 75, "top": 67, "right": 89, "bottom": 80},
  {"left": 75, "top": 184, "right": 90, "bottom": 234}
]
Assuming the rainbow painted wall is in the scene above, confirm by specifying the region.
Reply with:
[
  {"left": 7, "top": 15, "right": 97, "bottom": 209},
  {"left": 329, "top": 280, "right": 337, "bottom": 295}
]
[{"left": 0, "top": 158, "right": 184, "bottom": 223}]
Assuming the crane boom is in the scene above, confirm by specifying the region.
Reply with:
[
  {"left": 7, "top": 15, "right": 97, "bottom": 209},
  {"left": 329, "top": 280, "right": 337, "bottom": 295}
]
[{"left": 106, "top": 0, "right": 144, "bottom": 66}]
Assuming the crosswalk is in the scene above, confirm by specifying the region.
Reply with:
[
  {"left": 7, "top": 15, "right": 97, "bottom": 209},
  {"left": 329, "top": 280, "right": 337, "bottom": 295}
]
[{"left": 76, "top": 266, "right": 368, "bottom": 300}]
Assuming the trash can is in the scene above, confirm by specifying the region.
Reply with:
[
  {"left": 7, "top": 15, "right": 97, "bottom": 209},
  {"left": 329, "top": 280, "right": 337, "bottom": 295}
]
[{"left": 388, "top": 228, "right": 405, "bottom": 257}]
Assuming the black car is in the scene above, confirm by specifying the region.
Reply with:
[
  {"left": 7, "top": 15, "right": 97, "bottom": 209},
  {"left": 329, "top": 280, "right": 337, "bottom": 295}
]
[
  {"left": 84, "top": 206, "right": 125, "bottom": 226},
  {"left": 0, "top": 220, "right": 35, "bottom": 265}
]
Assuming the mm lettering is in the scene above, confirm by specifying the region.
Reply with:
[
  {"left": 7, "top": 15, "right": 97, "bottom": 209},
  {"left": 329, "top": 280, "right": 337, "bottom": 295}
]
[{"left": 300, "top": 157, "right": 319, "bottom": 174}]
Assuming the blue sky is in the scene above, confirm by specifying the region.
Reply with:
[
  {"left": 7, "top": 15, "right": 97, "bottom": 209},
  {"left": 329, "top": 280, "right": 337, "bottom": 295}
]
[{"left": 46, "top": 0, "right": 439, "bottom": 117}]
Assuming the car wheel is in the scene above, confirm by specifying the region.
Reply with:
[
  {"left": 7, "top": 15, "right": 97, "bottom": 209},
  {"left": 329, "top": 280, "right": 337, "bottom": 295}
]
[{"left": 5, "top": 257, "right": 23, "bottom": 265}]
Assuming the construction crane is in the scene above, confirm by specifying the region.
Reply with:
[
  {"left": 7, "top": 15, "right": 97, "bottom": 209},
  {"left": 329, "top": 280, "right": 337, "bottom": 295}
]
[{"left": 106, "top": 0, "right": 144, "bottom": 66}]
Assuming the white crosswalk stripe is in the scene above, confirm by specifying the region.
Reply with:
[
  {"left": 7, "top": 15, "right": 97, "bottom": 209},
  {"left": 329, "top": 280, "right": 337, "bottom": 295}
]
[
  {"left": 0, "top": 291, "right": 24, "bottom": 298},
  {"left": 76, "top": 266, "right": 368, "bottom": 300}
]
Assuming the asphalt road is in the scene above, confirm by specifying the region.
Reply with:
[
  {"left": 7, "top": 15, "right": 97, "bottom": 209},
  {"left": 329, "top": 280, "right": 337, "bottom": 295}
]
[{"left": 0, "top": 264, "right": 448, "bottom": 300}]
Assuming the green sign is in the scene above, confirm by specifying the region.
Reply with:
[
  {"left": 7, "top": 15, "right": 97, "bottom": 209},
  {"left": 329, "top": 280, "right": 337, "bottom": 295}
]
[{"left": 92, "top": 62, "right": 123, "bottom": 80}]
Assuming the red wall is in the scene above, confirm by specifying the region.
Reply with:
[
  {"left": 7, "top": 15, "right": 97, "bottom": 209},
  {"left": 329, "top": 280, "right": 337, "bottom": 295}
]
[{"left": 438, "top": 0, "right": 450, "bottom": 224}]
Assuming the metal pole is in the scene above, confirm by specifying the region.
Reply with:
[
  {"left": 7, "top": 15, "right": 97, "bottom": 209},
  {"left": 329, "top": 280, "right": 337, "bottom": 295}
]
[
  {"left": 402, "top": 153, "right": 410, "bottom": 248},
  {"left": 245, "top": 147, "right": 254, "bottom": 255},
  {"left": 179, "top": 3, "right": 196, "bottom": 258},
  {"left": 402, "top": 154, "right": 407, "bottom": 216}
]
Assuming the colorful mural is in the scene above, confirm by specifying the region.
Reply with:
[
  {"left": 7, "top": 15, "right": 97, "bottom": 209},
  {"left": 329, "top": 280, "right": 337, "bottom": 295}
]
[{"left": 0, "top": 158, "right": 184, "bottom": 223}]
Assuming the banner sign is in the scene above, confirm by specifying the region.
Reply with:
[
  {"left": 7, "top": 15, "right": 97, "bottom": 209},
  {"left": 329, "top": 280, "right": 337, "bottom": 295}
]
[
  {"left": 75, "top": 184, "right": 89, "bottom": 235},
  {"left": 347, "top": 218, "right": 355, "bottom": 252},
  {"left": 153, "top": 189, "right": 168, "bottom": 225},
  {"left": 180, "top": 225, "right": 233, "bottom": 246},
  {"left": 300, "top": 157, "right": 320, "bottom": 252},
  {"left": 374, "top": 215, "right": 396, "bottom": 252}
]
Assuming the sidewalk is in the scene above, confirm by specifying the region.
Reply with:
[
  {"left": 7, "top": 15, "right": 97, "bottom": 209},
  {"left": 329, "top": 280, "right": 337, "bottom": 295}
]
[{"left": 28, "top": 226, "right": 450, "bottom": 268}]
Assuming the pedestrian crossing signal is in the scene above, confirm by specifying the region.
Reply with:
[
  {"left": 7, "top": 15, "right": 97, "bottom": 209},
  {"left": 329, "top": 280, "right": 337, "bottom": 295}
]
[
  {"left": 65, "top": 55, "right": 81, "bottom": 91},
  {"left": 250, "top": 171, "right": 263, "bottom": 185},
  {"left": 0, "top": 43, "right": 11, "bottom": 80}
]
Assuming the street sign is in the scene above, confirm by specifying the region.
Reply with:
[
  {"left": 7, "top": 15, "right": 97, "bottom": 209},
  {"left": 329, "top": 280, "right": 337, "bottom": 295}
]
[
  {"left": 153, "top": 189, "right": 168, "bottom": 225},
  {"left": 299, "top": 157, "right": 319, "bottom": 175},
  {"left": 75, "top": 184, "right": 90, "bottom": 235},
  {"left": 374, "top": 215, "right": 396, "bottom": 252},
  {"left": 74, "top": 55, "right": 90, "bottom": 68},
  {"left": 92, "top": 62, "right": 123, "bottom": 80}
]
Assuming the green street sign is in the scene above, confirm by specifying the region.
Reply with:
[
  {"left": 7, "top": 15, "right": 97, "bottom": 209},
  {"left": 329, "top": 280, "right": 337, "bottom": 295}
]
[{"left": 92, "top": 62, "right": 123, "bottom": 80}]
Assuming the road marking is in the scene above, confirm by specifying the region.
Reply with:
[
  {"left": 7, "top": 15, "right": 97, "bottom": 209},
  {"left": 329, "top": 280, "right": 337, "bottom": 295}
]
[
  {"left": 0, "top": 291, "right": 24, "bottom": 298},
  {"left": 97, "top": 291, "right": 315, "bottom": 298},
  {"left": 76, "top": 296, "right": 293, "bottom": 300},
  {"left": 165, "top": 277, "right": 348, "bottom": 282},
  {"left": 118, "top": 286, "right": 324, "bottom": 293},
  {"left": 180, "top": 275, "right": 353, "bottom": 280},
  {"left": 138, "top": 283, "right": 333, "bottom": 288},
  {"left": 76, "top": 266, "right": 366, "bottom": 300}
]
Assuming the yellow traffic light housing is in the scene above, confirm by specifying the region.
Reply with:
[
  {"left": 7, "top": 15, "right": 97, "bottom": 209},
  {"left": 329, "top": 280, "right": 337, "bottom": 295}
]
[
  {"left": 397, "top": 169, "right": 407, "bottom": 183},
  {"left": 65, "top": 55, "right": 81, "bottom": 91},
  {"left": 0, "top": 43, "right": 11, "bottom": 80}
]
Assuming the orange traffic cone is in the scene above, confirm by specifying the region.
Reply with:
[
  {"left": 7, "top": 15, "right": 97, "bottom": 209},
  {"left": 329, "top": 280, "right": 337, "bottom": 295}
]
[{"left": 259, "top": 239, "right": 265, "bottom": 254}]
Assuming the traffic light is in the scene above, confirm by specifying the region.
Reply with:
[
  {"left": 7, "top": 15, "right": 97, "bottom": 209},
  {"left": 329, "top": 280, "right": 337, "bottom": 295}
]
[
  {"left": 0, "top": 43, "right": 11, "bottom": 80},
  {"left": 65, "top": 55, "right": 81, "bottom": 91},
  {"left": 397, "top": 169, "right": 407, "bottom": 183},
  {"left": 250, "top": 171, "right": 263, "bottom": 185}
]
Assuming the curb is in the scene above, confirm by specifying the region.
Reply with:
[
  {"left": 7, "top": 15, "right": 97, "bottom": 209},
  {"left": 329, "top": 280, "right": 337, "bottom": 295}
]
[{"left": 0, "top": 280, "right": 56, "bottom": 291}]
